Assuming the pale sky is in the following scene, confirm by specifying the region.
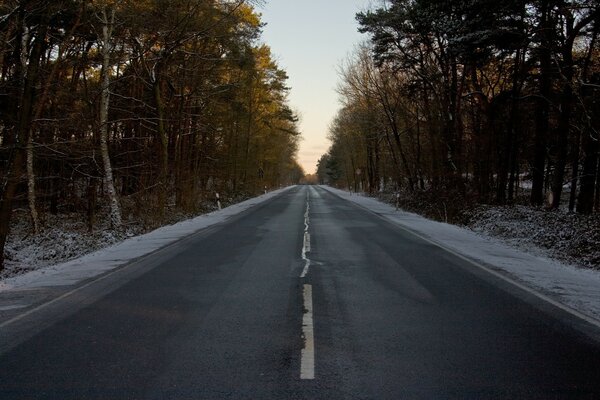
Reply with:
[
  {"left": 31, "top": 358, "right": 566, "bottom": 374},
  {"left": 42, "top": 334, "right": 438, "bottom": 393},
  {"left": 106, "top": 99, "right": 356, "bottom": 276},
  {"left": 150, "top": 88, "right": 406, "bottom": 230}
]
[{"left": 259, "top": 1, "right": 372, "bottom": 174}]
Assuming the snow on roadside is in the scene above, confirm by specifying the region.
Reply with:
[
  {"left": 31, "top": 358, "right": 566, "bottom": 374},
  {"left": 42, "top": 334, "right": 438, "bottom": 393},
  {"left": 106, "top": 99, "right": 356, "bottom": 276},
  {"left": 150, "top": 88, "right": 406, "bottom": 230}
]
[
  {"left": 321, "top": 186, "right": 600, "bottom": 322},
  {"left": 0, "top": 187, "right": 294, "bottom": 292},
  {"left": 467, "top": 204, "right": 599, "bottom": 269}
]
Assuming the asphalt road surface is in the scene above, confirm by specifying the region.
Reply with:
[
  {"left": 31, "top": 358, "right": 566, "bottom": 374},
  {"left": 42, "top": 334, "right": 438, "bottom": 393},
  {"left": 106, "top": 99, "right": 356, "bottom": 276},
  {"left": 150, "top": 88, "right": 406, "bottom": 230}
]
[{"left": 1, "top": 186, "right": 599, "bottom": 399}]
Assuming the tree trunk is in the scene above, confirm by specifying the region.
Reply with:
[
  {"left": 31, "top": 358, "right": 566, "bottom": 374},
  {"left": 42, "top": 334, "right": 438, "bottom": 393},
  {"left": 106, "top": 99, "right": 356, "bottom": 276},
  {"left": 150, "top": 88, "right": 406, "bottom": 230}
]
[
  {"left": 99, "top": 7, "right": 122, "bottom": 228},
  {"left": 388, "top": 113, "right": 414, "bottom": 192},
  {"left": 23, "top": 5, "right": 81, "bottom": 234},
  {"left": 20, "top": 24, "right": 41, "bottom": 234},
  {"left": 568, "top": 129, "right": 581, "bottom": 212},
  {"left": 550, "top": 52, "right": 574, "bottom": 209},
  {"left": 576, "top": 22, "right": 599, "bottom": 214},
  {"left": 577, "top": 81, "right": 599, "bottom": 214},
  {"left": 495, "top": 129, "right": 510, "bottom": 205},
  {"left": 87, "top": 177, "right": 98, "bottom": 232},
  {"left": 0, "top": 21, "right": 47, "bottom": 270},
  {"left": 531, "top": 2, "right": 552, "bottom": 206},
  {"left": 445, "top": 59, "right": 460, "bottom": 177},
  {"left": 576, "top": 130, "right": 598, "bottom": 214},
  {"left": 422, "top": 85, "right": 440, "bottom": 189},
  {"left": 153, "top": 62, "right": 169, "bottom": 218},
  {"left": 507, "top": 49, "right": 523, "bottom": 203},
  {"left": 383, "top": 127, "right": 402, "bottom": 184},
  {"left": 26, "top": 131, "right": 40, "bottom": 234}
]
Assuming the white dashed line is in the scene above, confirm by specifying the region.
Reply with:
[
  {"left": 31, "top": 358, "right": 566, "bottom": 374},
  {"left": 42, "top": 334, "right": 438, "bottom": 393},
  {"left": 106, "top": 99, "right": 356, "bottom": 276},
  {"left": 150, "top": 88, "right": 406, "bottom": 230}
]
[{"left": 300, "top": 284, "right": 315, "bottom": 380}]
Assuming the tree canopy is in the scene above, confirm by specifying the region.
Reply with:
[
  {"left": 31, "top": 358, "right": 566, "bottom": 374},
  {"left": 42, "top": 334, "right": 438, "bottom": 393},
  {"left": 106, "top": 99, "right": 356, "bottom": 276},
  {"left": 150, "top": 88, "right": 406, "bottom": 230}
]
[
  {"left": 0, "top": 0, "right": 303, "bottom": 270},
  {"left": 320, "top": 0, "right": 599, "bottom": 220}
]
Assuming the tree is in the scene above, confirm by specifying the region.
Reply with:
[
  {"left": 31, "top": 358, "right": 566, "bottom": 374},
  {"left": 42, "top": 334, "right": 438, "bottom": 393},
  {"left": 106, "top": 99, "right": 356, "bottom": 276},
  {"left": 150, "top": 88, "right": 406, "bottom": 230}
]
[
  {"left": 0, "top": 0, "right": 302, "bottom": 270},
  {"left": 548, "top": 1, "right": 599, "bottom": 209},
  {"left": 0, "top": 0, "right": 51, "bottom": 269},
  {"left": 319, "top": 0, "right": 598, "bottom": 222},
  {"left": 96, "top": 2, "right": 121, "bottom": 227}
]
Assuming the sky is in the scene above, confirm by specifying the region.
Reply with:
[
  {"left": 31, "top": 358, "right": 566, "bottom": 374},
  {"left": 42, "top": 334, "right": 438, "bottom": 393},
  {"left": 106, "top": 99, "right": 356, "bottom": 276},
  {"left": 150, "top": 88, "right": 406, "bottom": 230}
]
[{"left": 258, "top": 1, "right": 372, "bottom": 174}]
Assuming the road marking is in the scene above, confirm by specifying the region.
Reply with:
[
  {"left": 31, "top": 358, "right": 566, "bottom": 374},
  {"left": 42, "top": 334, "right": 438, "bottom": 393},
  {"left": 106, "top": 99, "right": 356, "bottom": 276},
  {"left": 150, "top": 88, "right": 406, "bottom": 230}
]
[
  {"left": 300, "top": 191, "right": 311, "bottom": 278},
  {"left": 301, "top": 284, "right": 315, "bottom": 380}
]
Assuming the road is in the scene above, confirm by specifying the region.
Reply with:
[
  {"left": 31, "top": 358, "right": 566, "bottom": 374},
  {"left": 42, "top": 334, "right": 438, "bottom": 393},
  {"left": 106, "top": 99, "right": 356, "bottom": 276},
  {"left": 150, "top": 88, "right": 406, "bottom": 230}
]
[{"left": 1, "top": 185, "right": 599, "bottom": 399}]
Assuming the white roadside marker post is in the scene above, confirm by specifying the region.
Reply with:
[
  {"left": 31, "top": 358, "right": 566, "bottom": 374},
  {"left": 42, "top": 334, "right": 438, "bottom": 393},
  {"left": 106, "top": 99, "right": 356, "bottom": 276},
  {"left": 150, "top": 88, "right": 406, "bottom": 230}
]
[{"left": 215, "top": 192, "right": 222, "bottom": 210}]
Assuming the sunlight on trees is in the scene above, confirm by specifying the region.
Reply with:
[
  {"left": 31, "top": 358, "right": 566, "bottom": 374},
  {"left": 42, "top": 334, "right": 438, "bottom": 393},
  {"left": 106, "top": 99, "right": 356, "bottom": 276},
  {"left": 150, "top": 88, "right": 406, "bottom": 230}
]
[
  {"left": 0, "top": 0, "right": 303, "bottom": 270},
  {"left": 320, "top": 0, "right": 599, "bottom": 220}
]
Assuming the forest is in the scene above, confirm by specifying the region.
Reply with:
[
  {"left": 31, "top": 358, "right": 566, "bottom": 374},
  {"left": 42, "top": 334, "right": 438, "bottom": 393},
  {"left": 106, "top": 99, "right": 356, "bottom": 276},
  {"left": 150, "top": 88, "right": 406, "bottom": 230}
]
[
  {"left": 318, "top": 0, "right": 599, "bottom": 221},
  {"left": 0, "top": 0, "right": 303, "bottom": 271}
]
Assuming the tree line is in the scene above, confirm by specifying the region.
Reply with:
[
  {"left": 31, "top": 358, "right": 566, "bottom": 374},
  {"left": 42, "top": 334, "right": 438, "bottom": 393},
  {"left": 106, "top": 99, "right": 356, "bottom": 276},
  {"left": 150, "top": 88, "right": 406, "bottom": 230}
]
[
  {"left": 318, "top": 0, "right": 599, "bottom": 219},
  {"left": 0, "top": 0, "right": 303, "bottom": 270}
]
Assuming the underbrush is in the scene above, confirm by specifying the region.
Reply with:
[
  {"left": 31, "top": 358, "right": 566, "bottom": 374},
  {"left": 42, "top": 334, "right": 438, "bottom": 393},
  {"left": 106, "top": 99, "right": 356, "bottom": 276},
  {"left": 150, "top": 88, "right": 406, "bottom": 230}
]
[
  {"left": 1, "top": 190, "right": 255, "bottom": 281},
  {"left": 375, "top": 188, "right": 599, "bottom": 270}
]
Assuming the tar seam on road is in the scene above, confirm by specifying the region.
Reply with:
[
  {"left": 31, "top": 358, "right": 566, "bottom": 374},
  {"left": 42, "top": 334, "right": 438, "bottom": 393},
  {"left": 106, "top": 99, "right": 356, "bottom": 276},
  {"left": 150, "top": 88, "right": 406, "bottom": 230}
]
[
  {"left": 300, "top": 191, "right": 311, "bottom": 278},
  {"left": 301, "top": 283, "right": 315, "bottom": 380}
]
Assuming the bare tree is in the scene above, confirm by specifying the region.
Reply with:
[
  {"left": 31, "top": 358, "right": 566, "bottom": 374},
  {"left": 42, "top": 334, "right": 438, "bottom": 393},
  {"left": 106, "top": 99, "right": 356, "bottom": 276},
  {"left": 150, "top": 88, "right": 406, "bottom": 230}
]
[{"left": 98, "top": 5, "right": 121, "bottom": 228}]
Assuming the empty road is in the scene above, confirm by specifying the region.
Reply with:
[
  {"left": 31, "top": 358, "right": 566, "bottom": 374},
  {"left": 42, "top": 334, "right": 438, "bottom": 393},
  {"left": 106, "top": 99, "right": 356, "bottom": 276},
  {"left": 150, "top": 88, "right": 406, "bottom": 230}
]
[{"left": 1, "top": 186, "right": 599, "bottom": 399}]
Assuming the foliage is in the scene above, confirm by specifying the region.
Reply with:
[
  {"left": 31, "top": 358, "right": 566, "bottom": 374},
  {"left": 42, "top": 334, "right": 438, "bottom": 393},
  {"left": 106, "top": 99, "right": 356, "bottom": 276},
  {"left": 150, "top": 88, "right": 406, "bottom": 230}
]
[
  {"left": 320, "top": 0, "right": 599, "bottom": 220},
  {"left": 0, "top": 0, "right": 303, "bottom": 269}
]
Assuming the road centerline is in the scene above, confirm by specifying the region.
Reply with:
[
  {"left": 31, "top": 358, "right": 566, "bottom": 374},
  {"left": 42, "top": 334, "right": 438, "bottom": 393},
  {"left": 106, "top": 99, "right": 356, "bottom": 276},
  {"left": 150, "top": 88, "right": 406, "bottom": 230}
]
[
  {"left": 300, "top": 283, "right": 315, "bottom": 380},
  {"left": 300, "top": 191, "right": 311, "bottom": 278}
]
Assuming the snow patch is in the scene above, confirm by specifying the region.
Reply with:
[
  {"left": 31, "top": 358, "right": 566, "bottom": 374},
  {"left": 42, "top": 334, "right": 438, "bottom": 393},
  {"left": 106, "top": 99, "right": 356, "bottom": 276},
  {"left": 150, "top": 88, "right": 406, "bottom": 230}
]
[{"left": 467, "top": 205, "right": 599, "bottom": 268}]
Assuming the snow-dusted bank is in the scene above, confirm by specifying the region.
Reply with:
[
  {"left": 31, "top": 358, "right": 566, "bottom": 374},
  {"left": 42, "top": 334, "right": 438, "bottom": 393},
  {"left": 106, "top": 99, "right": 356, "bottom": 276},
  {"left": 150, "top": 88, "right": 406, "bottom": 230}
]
[
  {"left": 321, "top": 185, "right": 600, "bottom": 323},
  {"left": 0, "top": 187, "right": 295, "bottom": 292}
]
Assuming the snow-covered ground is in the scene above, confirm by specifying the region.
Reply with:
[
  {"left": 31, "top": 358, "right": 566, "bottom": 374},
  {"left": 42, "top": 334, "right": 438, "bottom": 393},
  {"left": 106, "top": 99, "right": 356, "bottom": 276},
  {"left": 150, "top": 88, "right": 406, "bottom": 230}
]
[
  {"left": 321, "top": 186, "right": 600, "bottom": 325},
  {"left": 0, "top": 187, "right": 293, "bottom": 292},
  {"left": 467, "top": 204, "right": 599, "bottom": 268}
]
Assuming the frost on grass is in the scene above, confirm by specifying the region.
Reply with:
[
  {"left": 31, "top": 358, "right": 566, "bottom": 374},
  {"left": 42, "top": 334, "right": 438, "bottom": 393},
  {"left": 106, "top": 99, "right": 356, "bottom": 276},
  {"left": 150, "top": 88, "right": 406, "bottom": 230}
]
[
  {"left": 1, "top": 190, "right": 275, "bottom": 282},
  {"left": 465, "top": 205, "right": 600, "bottom": 269},
  {"left": 2, "top": 201, "right": 216, "bottom": 281},
  {"left": 375, "top": 189, "right": 599, "bottom": 271},
  {"left": 2, "top": 211, "right": 139, "bottom": 280}
]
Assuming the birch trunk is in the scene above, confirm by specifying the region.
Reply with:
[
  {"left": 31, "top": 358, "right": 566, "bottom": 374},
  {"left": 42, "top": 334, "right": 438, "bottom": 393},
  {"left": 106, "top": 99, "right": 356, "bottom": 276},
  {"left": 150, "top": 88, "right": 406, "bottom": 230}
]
[
  {"left": 99, "top": 7, "right": 121, "bottom": 228},
  {"left": 26, "top": 132, "right": 39, "bottom": 234},
  {"left": 0, "top": 20, "right": 47, "bottom": 270},
  {"left": 21, "top": 25, "right": 40, "bottom": 234}
]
